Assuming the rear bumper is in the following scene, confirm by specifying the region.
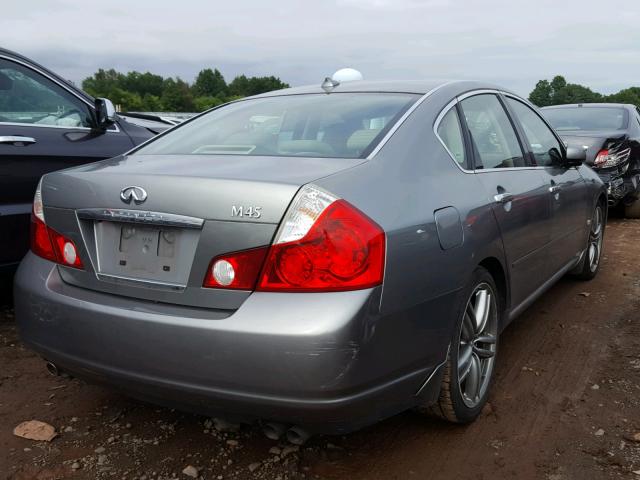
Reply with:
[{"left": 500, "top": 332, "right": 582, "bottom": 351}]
[
  {"left": 598, "top": 170, "right": 640, "bottom": 205},
  {"left": 14, "top": 253, "right": 444, "bottom": 433}
]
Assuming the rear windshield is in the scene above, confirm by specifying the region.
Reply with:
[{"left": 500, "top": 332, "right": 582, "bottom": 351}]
[
  {"left": 543, "top": 107, "right": 628, "bottom": 131},
  {"left": 135, "top": 93, "right": 419, "bottom": 159}
]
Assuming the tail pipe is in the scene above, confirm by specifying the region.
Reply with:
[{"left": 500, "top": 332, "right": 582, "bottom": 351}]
[
  {"left": 46, "top": 361, "right": 60, "bottom": 376},
  {"left": 262, "top": 422, "right": 287, "bottom": 440},
  {"left": 285, "top": 425, "right": 312, "bottom": 445}
]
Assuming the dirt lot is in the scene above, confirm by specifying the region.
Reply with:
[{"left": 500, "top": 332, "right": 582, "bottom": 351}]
[{"left": 2, "top": 218, "right": 640, "bottom": 480}]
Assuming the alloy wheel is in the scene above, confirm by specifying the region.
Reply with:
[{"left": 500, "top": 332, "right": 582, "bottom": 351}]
[
  {"left": 458, "top": 283, "right": 498, "bottom": 408},
  {"left": 588, "top": 205, "right": 604, "bottom": 273}
]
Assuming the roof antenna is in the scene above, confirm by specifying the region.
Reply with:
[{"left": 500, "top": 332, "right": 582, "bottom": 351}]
[{"left": 321, "top": 77, "right": 340, "bottom": 93}]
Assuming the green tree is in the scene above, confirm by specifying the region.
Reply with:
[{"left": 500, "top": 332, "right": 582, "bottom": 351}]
[
  {"left": 122, "top": 71, "right": 165, "bottom": 98},
  {"left": 529, "top": 79, "right": 553, "bottom": 107},
  {"left": 529, "top": 75, "right": 602, "bottom": 107},
  {"left": 193, "top": 68, "right": 227, "bottom": 98},
  {"left": 228, "top": 74, "right": 251, "bottom": 97},
  {"left": 228, "top": 74, "right": 289, "bottom": 97},
  {"left": 82, "top": 68, "right": 125, "bottom": 99},
  {"left": 605, "top": 87, "right": 640, "bottom": 107},
  {"left": 194, "top": 96, "right": 224, "bottom": 111},
  {"left": 160, "top": 78, "right": 195, "bottom": 112}
]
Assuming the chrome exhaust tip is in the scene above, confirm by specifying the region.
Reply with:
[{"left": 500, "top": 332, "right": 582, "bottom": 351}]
[
  {"left": 262, "top": 422, "right": 287, "bottom": 440},
  {"left": 285, "top": 425, "right": 311, "bottom": 445},
  {"left": 45, "top": 361, "right": 59, "bottom": 376}
]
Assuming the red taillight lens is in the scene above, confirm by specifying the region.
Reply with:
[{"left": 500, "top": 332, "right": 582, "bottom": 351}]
[
  {"left": 594, "top": 149, "right": 609, "bottom": 166},
  {"left": 30, "top": 213, "right": 84, "bottom": 269},
  {"left": 30, "top": 214, "right": 56, "bottom": 262},
  {"left": 257, "top": 200, "right": 385, "bottom": 292},
  {"left": 203, "top": 246, "right": 269, "bottom": 290}
]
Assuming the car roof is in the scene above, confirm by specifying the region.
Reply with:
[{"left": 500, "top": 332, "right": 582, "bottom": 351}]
[
  {"left": 252, "top": 79, "right": 514, "bottom": 99},
  {"left": 0, "top": 46, "right": 95, "bottom": 103},
  {"left": 541, "top": 103, "right": 635, "bottom": 110}
]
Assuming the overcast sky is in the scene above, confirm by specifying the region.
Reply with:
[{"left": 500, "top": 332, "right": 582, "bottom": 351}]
[{"left": 3, "top": 0, "right": 639, "bottom": 97}]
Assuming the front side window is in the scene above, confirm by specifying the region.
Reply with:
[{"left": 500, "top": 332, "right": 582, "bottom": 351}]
[
  {"left": 506, "top": 98, "right": 563, "bottom": 167},
  {"left": 136, "top": 93, "right": 419, "bottom": 159},
  {"left": 459, "top": 94, "right": 525, "bottom": 169},
  {"left": 0, "top": 59, "right": 92, "bottom": 128},
  {"left": 543, "top": 107, "right": 628, "bottom": 131},
  {"left": 437, "top": 107, "right": 466, "bottom": 167}
]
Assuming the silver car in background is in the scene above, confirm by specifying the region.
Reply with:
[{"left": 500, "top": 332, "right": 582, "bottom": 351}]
[{"left": 14, "top": 79, "right": 606, "bottom": 438}]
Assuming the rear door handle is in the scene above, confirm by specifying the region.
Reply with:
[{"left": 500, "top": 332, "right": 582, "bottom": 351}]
[
  {"left": 494, "top": 192, "right": 514, "bottom": 204},
  {"left": 0, "top": 135, "right": 36, "bottom": 145},
  {"left": 549, "top": 185, "right": 561, "bottom": 194}
]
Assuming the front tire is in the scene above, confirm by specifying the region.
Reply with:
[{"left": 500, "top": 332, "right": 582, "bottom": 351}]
[{"left": 427, "top": 267, "right": 499, "bottom": 423}]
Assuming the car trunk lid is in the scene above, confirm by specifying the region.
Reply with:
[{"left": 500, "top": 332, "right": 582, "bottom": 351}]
[{"left": 41, "top": 154, "right": 364, "bottom": 309}]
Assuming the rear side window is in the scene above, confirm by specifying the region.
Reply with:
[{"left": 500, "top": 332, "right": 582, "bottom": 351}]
[
  {"left": 506, "top": 98, "right": 563, "bottom": 167},
  {"left": 136, "top": 93, "right": 419, "bottom": 159},
  {"left": 437, "top": 108, "right": 467, "bottom": 167},
  {"left": 459, "top": 94, "right": 525, "bottom": 169}
]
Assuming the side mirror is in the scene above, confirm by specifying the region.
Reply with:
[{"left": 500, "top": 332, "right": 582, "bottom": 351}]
[
  {"left": 94, "top": 98, "right": 116, "bottom": 130},
  {"left": 564, "top": 146, "right": 586, "bottom": 167}
]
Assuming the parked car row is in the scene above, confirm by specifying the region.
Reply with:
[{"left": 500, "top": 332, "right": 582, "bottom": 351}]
[
  {"left": 0, "top": 50, "right": 616, "bottom": 439},
  {"left": 542, "top": 103, "right": 640, "bottom": 217}
]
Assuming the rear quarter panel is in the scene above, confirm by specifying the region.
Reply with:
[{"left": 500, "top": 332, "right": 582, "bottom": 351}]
[{"left": 316, "top": 85, "right": 507, "bottom": 384}]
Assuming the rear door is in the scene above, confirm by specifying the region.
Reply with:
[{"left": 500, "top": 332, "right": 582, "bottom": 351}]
[
  {"left": 0, "top": 56, "right": 135, "bottom": 268},
  {"left": 458, "top": 92, "right": 551, "bottom": 308},
  {"left": 504, "top": 96, "right": 587, "bottom": 275}
]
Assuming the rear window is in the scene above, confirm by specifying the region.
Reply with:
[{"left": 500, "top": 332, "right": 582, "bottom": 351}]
[
  {"left": 135, "top": 93, "right": 419, "bottom": 159},
  {"left": 543, "top": 107, "right": 628, "bottom": 131}
]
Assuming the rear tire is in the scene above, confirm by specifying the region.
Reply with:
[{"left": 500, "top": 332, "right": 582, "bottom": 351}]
[
  {"left": 423, "top": 267, "right": 499, "bottom": 423},
  {"left": 625, "top": 198, "right": 640, "bottom": 219},
  {"left": 572, "top": 202, "right": 605, "bottom": 281}
]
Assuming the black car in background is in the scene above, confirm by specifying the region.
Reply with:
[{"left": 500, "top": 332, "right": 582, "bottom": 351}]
[
  {"left": 0, "top": 48, "right": 164, "bottom": 278},
  {"left": 542, "top": 103, "right": 640, "bottom": 217}
]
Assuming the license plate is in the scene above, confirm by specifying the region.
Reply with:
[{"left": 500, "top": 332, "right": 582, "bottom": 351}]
[
  {"left": 119, "top": 225, "right": 177, "bottom": 258},
  {"left": 94, "top": 221, "right": 199, "bottom": 286}
]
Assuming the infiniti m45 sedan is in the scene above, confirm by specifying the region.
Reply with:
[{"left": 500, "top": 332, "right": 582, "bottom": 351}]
[{"left": 14, "top": 80, "right": 606, "bottom": 436}]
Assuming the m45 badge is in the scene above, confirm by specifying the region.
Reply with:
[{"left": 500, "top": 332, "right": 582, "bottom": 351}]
[{"left": 231, "top": 205, "right": 262, "bottom": 219}]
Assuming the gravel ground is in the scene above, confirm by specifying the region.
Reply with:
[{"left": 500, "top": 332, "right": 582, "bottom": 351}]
[{"left": 2, "top": 218, "right": 640, "bottom": 480}]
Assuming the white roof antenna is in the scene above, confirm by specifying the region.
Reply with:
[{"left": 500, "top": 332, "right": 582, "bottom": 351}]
[{"left": 321, "top": 68, "right": 364, "bottom": 93}]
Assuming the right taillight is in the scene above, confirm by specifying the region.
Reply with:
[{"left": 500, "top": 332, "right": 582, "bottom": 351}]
[
  {"left": 594, "top": 146, "right": 631, "bottom": 168},
  {"left": 257, "top": 185, "right": 385, "bottom": 292},
  {"left": 30, "top": 179, "right": 84, "bottom": 269}
]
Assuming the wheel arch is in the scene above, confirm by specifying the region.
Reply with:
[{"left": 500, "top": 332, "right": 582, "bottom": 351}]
[{"left": 478, "top": 256, "right": 508, "bottom": 329}]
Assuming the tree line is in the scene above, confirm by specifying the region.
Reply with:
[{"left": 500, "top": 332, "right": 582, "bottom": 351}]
[
  {"left": 529, "top": 75, "right": 640, "bottom": 108},
  {"left": 82, "top": 68, "right": 289, "bottom": 112}
]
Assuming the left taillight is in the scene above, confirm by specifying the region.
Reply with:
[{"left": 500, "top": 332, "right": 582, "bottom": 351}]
[
  {"left": 202, "top": 185, "right": 385, "bottom": 292},
  {"left": 30, "top": 179, "right": 84, "bottom": 269}
]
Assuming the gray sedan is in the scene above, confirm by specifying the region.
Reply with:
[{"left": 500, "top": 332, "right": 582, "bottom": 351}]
[{"left": 14, "top": 79, "right": 606, "bottom": 439}]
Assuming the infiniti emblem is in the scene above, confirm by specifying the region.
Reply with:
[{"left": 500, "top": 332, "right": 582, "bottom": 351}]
[{"left": 120, "top": 186, "right": 148, "bottom": 205}]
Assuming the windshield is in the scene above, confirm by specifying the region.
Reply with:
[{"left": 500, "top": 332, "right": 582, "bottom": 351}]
[
  {"left": 135, "top": 93, "right": 419, "bottom": 159},
  {"left": 543, "top": 107, "right": 628, "bottom": 131}
]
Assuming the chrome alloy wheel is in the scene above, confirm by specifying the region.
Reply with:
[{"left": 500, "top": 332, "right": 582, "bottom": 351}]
[
  {"left": 458, "top": 283, "right": 498, "bottom": 408},
  {"left": 588, "top": 205, "right": 604, "bottom": 273}
]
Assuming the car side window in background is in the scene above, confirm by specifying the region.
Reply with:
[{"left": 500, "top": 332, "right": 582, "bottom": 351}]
[
  {"left": 436, "top": 108, "right": 466, "bottom": 167},
  {"left": 0, "top": 59, "right": 92, "bottom": 128},
  {"left": 459, "top": 94, "right": 525, "bottom": 169},
  {"left": 506, "top": 98, "right": 563, "bottom": 167}
]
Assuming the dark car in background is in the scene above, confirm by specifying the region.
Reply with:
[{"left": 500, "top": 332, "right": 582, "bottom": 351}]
[
  {"left": 0, "top": 48, "right": 164, "bottom": 277},
  {"left": 542, "top": 103, "right": 640, "bottom": 217}
]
